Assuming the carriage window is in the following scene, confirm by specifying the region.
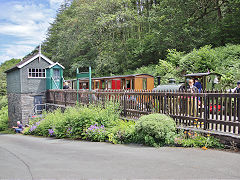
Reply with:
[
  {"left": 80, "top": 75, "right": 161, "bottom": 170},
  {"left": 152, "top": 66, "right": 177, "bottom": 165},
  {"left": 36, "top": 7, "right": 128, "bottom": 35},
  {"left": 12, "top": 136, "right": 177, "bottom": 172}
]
[
  {"left": 107, "top": 81, "right": 112, "bottom": 89},
  {"left": 143, "top": 78, "right": 147, "bottom": 90},
  {"left": 28, "top": 68, "right": 45, "bottom": 78},
  {"left": 95, "top": 81, "right": 100, "bottom": 89},
  {"left": 126, "top": 80, "right": 131, "bottom": 89},
  {"left": 101, "top": 80, "right": 105, "bottom": 89},
  {"left": 121, "top": 79, "right": 125, "bottom": 89},
  {"left": 131, "top": 79, "right": 134, "bottom": 89}
]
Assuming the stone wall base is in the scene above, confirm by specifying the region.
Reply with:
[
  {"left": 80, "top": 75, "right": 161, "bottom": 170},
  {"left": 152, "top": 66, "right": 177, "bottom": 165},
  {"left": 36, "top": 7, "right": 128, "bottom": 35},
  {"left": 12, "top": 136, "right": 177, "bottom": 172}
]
[{"left": 8, "top": 93, "right": 45, "bottom": 126}]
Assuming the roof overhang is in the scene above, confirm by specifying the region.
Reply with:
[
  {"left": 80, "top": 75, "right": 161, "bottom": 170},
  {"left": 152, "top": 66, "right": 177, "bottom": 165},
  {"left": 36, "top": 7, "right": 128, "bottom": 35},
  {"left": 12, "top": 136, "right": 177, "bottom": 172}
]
[
  {"left": 47, "top": 62, "right": 65, "bottom": 69},
  {"left": 184, "top": 72, "right": 221, "bottom": 77},
  {"left": 18, "top": 53, "right": 54, "bottom": 68}
]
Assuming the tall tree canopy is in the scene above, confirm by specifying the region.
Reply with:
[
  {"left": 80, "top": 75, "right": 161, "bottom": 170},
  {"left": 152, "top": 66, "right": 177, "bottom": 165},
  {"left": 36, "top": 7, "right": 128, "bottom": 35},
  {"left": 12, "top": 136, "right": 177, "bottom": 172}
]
[
  {"left": 0, "top": 59, "right": 20, "bottom": 96},
  {"left": 42, "top": 0, "right": 240, "bottom": 77}
]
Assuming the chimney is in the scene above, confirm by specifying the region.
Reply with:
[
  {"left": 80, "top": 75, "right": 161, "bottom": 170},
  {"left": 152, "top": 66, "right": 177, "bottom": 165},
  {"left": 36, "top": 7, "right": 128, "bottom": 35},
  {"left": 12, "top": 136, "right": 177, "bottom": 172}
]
[{"left": 156, "top": 76, "right": 161, "bottom": 85}]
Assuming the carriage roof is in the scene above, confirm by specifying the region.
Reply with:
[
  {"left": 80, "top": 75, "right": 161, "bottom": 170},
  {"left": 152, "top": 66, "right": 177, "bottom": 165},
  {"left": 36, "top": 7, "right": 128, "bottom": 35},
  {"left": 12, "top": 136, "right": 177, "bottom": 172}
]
[{"left": 184, "top": 72, "right": 221, "bottom": 77}]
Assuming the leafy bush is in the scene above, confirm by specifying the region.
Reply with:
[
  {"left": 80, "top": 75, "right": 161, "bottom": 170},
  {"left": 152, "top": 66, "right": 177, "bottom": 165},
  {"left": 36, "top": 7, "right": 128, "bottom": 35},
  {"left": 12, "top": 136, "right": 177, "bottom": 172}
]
[
  {"left": 85, "top": 124, "right": 107, "bottom": 142},
  {"left": 0, "top": 105, "right": 8, "bottom": 131},
  {"left": 175, "top": 131, "right": 224, "bottom": 149},
  {"left": 0, "top": 96, "right": 8, "bottom": 110},
  {"left": 108, "top": 120, "right": 136, "bottom": 144},
  {"left": 135, "top": 114, "right": 176, "bottom": 147},
  {"left": 24, "top": 102, "right": 121, "bottom": 139}
]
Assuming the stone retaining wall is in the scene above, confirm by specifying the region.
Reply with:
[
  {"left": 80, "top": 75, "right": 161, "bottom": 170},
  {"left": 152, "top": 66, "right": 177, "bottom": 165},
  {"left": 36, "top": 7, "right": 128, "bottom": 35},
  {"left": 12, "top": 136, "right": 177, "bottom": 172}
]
[{"left": 8, "top": 93, "right": 45, "bottom": 126}]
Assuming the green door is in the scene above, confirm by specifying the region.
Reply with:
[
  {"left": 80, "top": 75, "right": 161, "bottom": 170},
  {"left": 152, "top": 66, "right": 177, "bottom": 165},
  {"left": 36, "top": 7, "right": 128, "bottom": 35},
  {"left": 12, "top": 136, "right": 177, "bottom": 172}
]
[{"left": 53, "top": 68, "right": 61, "bottom": 89}]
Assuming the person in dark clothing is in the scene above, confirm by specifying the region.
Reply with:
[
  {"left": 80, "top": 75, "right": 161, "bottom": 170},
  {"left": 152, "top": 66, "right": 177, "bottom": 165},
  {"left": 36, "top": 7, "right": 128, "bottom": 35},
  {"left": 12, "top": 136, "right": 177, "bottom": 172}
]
[
  {"left": 194, "top": 78, "right": 202, "bottom": 93},
  {"left": 63, "top": 82, "right": 70, "bottom": 89},
  {"left": 12, "top": 121, "right": 23, "bottom": 133},
  {"left": 234, "top": 81, "right": 240, "bottom": 93}
]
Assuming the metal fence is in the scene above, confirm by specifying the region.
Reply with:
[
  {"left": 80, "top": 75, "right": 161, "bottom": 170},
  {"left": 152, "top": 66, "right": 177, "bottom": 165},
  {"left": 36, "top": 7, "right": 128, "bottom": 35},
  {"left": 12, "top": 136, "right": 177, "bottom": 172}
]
[{"left": 46, "top": 89, "right": 240, "bottom": 135}]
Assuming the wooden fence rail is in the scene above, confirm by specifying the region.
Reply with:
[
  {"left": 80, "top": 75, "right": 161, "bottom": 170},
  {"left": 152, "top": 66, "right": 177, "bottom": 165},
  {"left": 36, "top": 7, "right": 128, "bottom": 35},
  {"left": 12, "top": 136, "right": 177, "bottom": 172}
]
[{"left": 46, "top": 89, "right": 240, "bottom": 135}]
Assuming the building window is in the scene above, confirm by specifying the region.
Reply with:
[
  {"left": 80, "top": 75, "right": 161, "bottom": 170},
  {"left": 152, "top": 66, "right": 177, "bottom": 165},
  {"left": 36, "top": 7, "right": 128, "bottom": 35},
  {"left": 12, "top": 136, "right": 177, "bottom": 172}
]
[
  {"left": 28, "top": 68, "right": 46, "bottom": 78},
  {"left": 53, "top": 69, "right": 60, "bottom": 80}
]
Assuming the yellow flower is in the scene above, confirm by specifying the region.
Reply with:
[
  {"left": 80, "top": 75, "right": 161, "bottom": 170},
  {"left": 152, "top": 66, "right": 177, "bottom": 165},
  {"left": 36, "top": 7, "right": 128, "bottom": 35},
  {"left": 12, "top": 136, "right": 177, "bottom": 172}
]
[
  {"left": 188, "top": 132, "right": 191, "bottom": 136},
  {"left": 207, "top": 134, "right": 210, "bottom": 137},
  {"left": 194, "top": 122, "right": 197, "bottom": 125},
  {"left": 202, "top": 146, "right": 208, "bottom": 150},
  {"left": 184, "top": 131, "right": 187, "bottom": 134},
  {"left": 201, "top": 122, "right": 204, "bottom": 125},
  {"left": 195, "top": 119, "right": 198, "bottom": 121}
]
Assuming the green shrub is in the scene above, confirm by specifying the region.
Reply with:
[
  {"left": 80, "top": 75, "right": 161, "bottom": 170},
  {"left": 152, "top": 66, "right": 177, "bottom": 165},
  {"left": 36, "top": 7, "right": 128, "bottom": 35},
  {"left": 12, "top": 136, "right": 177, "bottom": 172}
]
[
  {"left": 94, "top": 102, "right": 120, "bottom": 128},
  {"left": 24, "top": 102, "right": 121, "bottom": 139},
  {"left": 0, "top": 106, "right": 8, "bottom": 131},
  {"left": 0, "top": 96, "right": 8, "bottom": 110},
  {"left": 175, "top": 131, "right": 224, "bottom": 149},
  {"left": 108, "top": 120, "right": 136, "bottom": 144},
  {"left": 84, "top": 124, "right": 107, "bottom": 142},
  {"left": 135, "top": 114, "right": 176, "bottom": 147}
]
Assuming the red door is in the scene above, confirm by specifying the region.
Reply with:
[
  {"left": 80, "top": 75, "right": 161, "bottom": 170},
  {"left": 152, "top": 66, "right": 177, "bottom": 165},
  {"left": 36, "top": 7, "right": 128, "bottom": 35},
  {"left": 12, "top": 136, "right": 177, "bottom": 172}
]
[
  {"left": 112, "top": 79, "right": 121, "bottom": 89},
  {"left": 116, "top": 80, "right": 121, "bottom": 89},
  {"left": 112, "top": 80, "right": 116, "bottom": 89}
]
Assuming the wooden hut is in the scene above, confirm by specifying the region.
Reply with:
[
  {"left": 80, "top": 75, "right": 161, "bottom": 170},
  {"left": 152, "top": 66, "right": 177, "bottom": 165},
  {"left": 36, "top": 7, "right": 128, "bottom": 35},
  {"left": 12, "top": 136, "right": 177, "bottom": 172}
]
[{"left": 5, "top": 52, "right": 64, "bottom": 126}]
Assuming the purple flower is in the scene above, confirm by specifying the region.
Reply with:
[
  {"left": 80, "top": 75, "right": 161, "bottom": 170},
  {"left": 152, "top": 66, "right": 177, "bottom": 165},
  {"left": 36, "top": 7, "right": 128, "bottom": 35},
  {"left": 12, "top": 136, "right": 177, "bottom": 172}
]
[
  {"left": 30, "top": 125, "right": 37, "bottom": 132},
  {"left": 48, "top": 129, "right": 54, "bottom": 136}
]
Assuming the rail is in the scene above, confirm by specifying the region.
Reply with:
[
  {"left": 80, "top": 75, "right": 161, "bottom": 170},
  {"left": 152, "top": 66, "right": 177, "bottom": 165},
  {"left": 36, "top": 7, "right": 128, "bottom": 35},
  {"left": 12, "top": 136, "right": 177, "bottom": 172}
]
[{"left": 46, "top": 89, "right": 240, "bottom": 135}]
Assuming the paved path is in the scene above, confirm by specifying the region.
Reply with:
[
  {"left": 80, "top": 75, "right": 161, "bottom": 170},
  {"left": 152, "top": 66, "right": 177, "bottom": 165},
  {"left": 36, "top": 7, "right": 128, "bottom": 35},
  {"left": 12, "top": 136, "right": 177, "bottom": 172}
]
[{"left": 0, "top": 134, "right": 240, "bottom": 179}]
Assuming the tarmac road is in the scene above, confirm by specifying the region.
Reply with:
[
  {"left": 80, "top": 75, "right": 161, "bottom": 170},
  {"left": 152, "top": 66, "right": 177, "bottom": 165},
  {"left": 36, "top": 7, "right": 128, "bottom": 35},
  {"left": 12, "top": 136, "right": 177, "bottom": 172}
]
[{"left": 0, "top": 134, "right": 240, "bottom": 180}]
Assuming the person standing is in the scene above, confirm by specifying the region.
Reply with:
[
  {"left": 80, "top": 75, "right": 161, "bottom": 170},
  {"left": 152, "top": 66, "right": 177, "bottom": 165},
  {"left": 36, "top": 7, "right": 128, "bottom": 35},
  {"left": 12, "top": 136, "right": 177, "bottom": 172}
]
[
  {"left": 234, "top": 81, "right": 240, "bottom": 93},
  {"left": 194, "top": 78, "right": 202, "bottom": 93},
  {"left": 187, "top": 79, "right": 198, "bottom": 116}
]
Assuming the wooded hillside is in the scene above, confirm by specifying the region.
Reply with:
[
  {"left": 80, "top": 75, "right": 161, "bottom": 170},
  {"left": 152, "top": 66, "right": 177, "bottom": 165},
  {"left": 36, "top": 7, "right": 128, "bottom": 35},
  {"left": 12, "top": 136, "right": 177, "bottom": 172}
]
[
  {"left": 40, "top": 0, "right": 240, "bottom": 80},
  {"left": 0, "top": 59, "right": 20, "bottom": 96}
]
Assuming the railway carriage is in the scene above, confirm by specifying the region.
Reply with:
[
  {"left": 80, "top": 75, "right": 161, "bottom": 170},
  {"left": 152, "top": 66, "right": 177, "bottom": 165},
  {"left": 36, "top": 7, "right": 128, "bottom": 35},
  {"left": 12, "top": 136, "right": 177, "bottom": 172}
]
[{"left": 67, "top": 74, "right": 154, "bottom": 91}]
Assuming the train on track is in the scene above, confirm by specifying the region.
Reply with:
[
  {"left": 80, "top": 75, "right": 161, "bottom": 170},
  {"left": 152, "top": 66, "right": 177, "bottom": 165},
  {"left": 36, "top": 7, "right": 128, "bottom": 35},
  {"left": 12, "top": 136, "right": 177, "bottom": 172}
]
[{"left": 65, "top": 72, "right": 222, "bottom": 92}]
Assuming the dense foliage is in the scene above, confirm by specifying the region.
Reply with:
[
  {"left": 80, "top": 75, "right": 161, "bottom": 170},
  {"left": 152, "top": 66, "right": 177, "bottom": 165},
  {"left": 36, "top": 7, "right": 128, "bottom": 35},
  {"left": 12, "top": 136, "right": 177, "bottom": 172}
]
[
  {"left": 108, "top": 120, "right": 136, "bottom": 144},
  {"left": 38, "top": 0, "right": 240, "bottom": 79},
  {"left": 24, "top": 104, "right": 223, "bottom": 149},
  {"left": 24, "top": 103, "right": 120, "bottom": 139},
  {"left": 0, "top": 96, "right": 8, "bottom": 131},
  {"left": 25, "top": 106, "right": 178, "bottom": 147},
  {"left": 175, "top": 130, "right": 224, "bottom": 149},
  {"left": 135, "top": 44, "right": 240, "bottom": 88},
  {"left": 135, "top": 113, "right": 176, "bottom": 147},
  {"left": 0, "top": 59, "right": 20, "bottom": 96}
]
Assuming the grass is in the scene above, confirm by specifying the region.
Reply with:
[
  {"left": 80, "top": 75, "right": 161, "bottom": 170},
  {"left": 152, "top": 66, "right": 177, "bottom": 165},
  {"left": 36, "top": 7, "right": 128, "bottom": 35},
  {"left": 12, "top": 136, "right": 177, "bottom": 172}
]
[{"left": 0, "top": 128, "right": 16, "bottom": 134}]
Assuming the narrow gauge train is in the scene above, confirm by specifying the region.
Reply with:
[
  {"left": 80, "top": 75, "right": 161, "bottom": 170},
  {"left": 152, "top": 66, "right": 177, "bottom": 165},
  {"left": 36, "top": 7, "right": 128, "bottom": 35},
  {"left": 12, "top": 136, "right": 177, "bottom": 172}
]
[
  {"left": 66, "top": 74, "right": 154, "bottom": 91},
  {"left": 153, "top": 72, "right": 222, "bottom": 92},
  {"left": 66, "top": 72, "right": 222, "bottom": 92}
]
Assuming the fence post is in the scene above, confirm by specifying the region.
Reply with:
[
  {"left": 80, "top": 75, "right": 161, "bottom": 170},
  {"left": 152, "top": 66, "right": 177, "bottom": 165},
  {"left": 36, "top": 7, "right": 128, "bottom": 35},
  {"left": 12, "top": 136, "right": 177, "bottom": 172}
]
[
  {"left": 204, "top": 93, "right": 208, "bottom": 130},
  {"left": 64, "top": 91, "right": 67, "bottom": 107},
  {"left": 53, "top": 91, "right": 56, "bottom": 104},
  {"left": 164, "top": 92, "right": 167, "bottom": 114},
  {"left": 124, "top": 92, "right": 127, "bottom": 117}
]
